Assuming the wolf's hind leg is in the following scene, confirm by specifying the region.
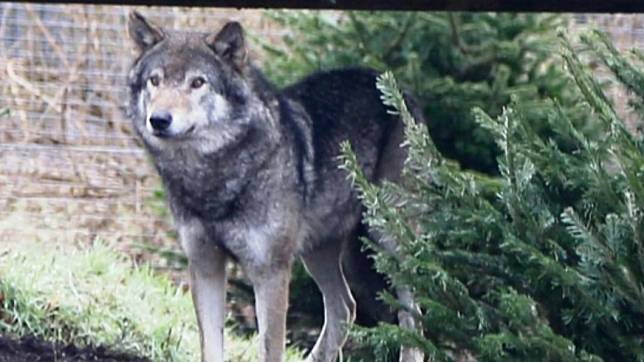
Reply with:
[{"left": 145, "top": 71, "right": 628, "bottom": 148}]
[
  {"left": 370, "top": 230, "right": 424, "bottom": 362},
  {"left": 302, "top": 239, "right": 356, "bottom": 362}
]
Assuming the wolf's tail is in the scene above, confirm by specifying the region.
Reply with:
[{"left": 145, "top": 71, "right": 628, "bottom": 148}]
[
  {"left": 342, "top": 222, "right": 396, "bottom": 326},
  {"left": 342, "top": 90, "right": 428, "bottom": 327}
]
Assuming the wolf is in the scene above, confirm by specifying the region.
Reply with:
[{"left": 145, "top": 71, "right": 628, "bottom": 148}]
[{"left": 127, "top": 11, "right": 423, "bottom": 362}]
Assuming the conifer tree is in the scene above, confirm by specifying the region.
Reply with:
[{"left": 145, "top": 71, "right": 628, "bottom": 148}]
[
  {"left": 259, "top": 13, "right": 603, "bottom": 345},
  {"left": 263, "top": 12, "right": 591, "bottom": 174},
  {"left": 340, "top": 30, "right": 644, "bottom": 362}
]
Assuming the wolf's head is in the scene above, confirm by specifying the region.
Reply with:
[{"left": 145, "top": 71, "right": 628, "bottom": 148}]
[{"left": 127, "top": 12, "right": 276, "bottom": 154}]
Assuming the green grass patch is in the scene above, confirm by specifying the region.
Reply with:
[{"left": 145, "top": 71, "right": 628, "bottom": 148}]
[{"left": 0, "top": 241, "right": 303, "bottom": 361}]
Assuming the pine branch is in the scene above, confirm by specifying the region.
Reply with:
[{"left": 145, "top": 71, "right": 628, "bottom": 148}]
[{"left": 583, "top": 30, "right": 644, "bottom": 101}]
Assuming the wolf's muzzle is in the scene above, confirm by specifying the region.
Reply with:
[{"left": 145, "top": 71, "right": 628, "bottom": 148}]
[{"left": 149, "top": 111, "right": 173, "bottom": 133}]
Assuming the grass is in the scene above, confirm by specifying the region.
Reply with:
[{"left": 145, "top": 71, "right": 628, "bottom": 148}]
[{"left": 0, "top": 241, "right": 304, "bottom": 361}]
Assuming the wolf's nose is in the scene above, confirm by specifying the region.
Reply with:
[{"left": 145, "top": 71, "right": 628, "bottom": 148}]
[{"left": 149, "top": 112, "right": 172, "bottom": 131}]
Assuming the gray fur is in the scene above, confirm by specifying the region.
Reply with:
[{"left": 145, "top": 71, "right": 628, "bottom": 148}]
[{"left": 127, "top": 11, "right": 423, "bottom": 362}]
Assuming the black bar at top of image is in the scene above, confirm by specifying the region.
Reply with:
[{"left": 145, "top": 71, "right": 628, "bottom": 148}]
[{"left": 8, "top": 0, "right": 644, "bottom": 13}]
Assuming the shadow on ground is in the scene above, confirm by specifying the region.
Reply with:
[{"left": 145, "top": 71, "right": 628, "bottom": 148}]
[{"left": 0, "top": 335, "right": 149, "bottom": 362}]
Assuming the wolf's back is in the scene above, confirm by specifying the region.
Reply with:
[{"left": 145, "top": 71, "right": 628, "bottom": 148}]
[{"left": 283, "top": 67, "right": 398, "bottom": 178}]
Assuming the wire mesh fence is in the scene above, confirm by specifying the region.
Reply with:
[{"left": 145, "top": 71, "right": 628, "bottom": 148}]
[
  {"left": 0, "top": 3, "right": 642, "bottom": 265},
  {"left": 0, "top": 3, "right": 285, "bottom": 265}
]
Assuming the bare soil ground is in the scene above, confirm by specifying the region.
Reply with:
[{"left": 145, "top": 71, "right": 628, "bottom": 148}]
[{"left": 0, "top": 335, "right": 149, "bottom": 362}]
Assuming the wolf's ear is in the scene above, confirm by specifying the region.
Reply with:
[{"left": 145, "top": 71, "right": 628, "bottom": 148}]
[
  {"left": 207, "top": 22, "right": 247, "bottom": 70},
  {"left": 128, "top": 11, "right": 164, "bottom": 51}
]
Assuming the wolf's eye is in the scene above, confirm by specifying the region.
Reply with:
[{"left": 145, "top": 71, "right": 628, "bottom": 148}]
[
  {"left": 149, "top": 75, "right": 161, "bottom": 87},
  {"left": 190, "top": 77, "right": 206, "bottom": 89}
]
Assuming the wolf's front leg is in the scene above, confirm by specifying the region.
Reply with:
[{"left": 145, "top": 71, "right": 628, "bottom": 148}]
[
  {"left": 180, "top": 221, "right": 227, "bottom": 362},
  {"left": 251, "top": 264, "right": 292, "bottom": 362},
  {"left": 189, "top": 252, "right": 226, "bottom": 362}
]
